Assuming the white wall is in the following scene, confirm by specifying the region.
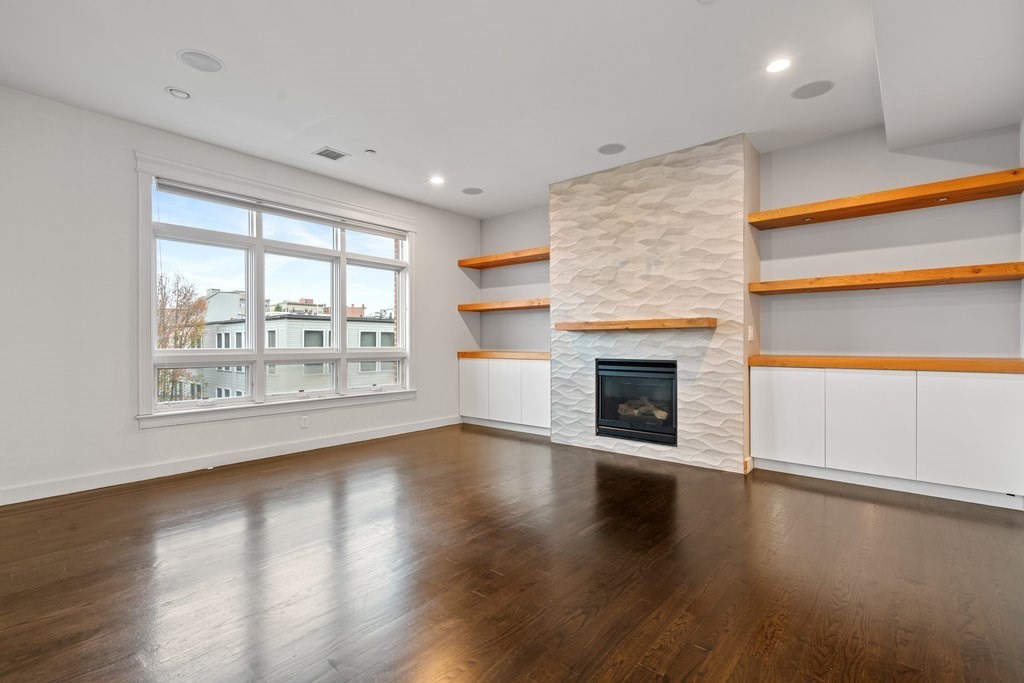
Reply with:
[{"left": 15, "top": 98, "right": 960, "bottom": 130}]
[
  {"left": 477, "top": 205, "right": 550, "bottom": 350},
  {"left": 0, "top": 85, "right": 481, "bottom": 505},
  {"left": 759, "top": 125, "right": 1022, "bottom": 356}
]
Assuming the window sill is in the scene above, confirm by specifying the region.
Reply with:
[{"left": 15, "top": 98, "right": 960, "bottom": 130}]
[{"left": 137, "top": 388, "right": 416, "bottom": 429}]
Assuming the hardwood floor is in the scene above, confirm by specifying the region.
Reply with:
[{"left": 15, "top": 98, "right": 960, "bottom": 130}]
[{"left": 2, "top": 425, "right": 1023, "bottom": 681}]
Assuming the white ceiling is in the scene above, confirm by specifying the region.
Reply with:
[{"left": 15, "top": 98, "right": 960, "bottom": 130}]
[
  {"left": 872, "top": 0, "right": 1024, "bottom": 150},
  {"left": 0, "top": 1, "right": 1017, "bottom": 219}
]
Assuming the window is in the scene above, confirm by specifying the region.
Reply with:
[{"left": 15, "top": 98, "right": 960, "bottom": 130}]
[
  {"left": 140, "top": 170, "right": 410, "bottom": 423},
  {"left": 303, "top": 330, "right": 326, "bottom": 348}
]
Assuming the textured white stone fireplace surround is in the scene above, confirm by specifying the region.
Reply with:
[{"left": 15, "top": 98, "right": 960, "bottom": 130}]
[{"left": 549, "top": 136, "right": 751, "bottom": 473}]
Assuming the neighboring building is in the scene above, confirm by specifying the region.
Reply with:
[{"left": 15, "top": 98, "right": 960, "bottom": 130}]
[
  {"left": 204, "top": 289, "right": 249, "bottom": 322},
  {"left": 176, "top": 294, "right": 397, "bottom": 399},
  {"left": 271, "top": 298, "right": 330, "bottom": 315}
]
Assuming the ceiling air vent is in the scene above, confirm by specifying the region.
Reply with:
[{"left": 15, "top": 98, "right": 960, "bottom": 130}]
[{"left": 312, "top": 146, "right": 349, "bottom": 161}]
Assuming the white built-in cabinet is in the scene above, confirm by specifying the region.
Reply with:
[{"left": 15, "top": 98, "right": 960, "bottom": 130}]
[
  {"left": 488, "top": 359, "right": 523, "bottom": 424},
  {"left": 917, "top": 372, "right": 1024, "bottom": 495},
  {"left": 751, "top": 367, "right": 1024, "bottom": 496},
  {"left": 825, "top": 369, "right": 917, "bottom": 480},
  {"left": 520, "top": 359, "right": 552, "bottom": 428},
  {"left": 459, "top": 359, "right": 551, "bottom": 429},
  {"left": 750, "top": 367, "right": 824, "bottom": 467},
  {"left": 458, "top": 359, "right": 489, "bottom": 419}
]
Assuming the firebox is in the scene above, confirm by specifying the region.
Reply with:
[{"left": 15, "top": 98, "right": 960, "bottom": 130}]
[{"left": 595, "top": 359, "right": 677, "bottom": 445}]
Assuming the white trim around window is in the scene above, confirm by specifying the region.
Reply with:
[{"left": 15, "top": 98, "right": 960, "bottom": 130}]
[{"left": 136, "top": 153, "right": 414, "bottom": 427}]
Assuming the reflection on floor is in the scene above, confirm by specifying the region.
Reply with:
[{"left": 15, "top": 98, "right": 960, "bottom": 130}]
[{"left": 2, "top": 424, "right": 1023, "bottom": 680}]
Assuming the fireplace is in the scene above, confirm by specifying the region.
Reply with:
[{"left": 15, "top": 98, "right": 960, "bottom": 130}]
[{"left": 595, "top": 359, "right": 677, "bottom": 445}]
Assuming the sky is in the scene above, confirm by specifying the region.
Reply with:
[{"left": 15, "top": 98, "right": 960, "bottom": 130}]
[{"left": 154, "top": 190, "right": 399, "bottom": 313}]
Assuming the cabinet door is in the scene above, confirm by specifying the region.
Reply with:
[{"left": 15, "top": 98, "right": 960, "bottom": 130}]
[
  {"left": 751, "top": 367, "right": 825, "bottom": 467},
  {"left": 521, "top": 360, "right": 551, "bottom": 428},
  {"left": 825, "top": 369, "right": 916, "bottom": 480},
  {"left": 458, "top": 359, "right": 489, "bottom": 419},
  {"left": 488, "top": 359, "right": 523, "bottom": 424},
  {"left": 917, "top": 372, "right": 1024, "bottom": 495}
]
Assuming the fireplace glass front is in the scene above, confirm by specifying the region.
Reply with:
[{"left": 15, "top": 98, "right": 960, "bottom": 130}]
[{"left": 596, "top": 359, "right": 677, "bottom": 445}]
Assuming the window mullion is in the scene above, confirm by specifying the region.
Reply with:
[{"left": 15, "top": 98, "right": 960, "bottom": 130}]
[
  {"left": 402, "top": 231, "right": 413, "bottom": 388},
  {"left": 253, "top": 211, "right": 266, "bottom": 403},
  {"left": 153, "top": 222, "right": 257, "bottom": 248},
  {"left": 337, "top": 229, "right": 348, "bottom": 395},
  {"left": 345, "top": 254, "right": 406, "bottom": 271}
]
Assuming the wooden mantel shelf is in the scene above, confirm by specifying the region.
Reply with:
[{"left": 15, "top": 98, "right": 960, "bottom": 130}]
[
  {"left": 749, "top": 355, "right": 1024, "bottom": 374},
  {"left": 554, "top": 318, "right": 717, "bottom": 331},
  {"left": 748, "top": 168, "right": 1024, "bottom": 229},
  {"left": 749, "top": 262, "right": 1024, "bottom": 296},
  {"left": 458, "top": 298, "right": 550, "bottom": 312},
  {"left": 458, "top": 350, "right": 551, "bottom": 360},
  {"left": 458, "top": 247, "right": 550, "bottom": 269}
]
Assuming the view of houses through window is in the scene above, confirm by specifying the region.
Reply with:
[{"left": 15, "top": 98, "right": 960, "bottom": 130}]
[{"left": 149, "top": 182, "right": 407, "bottom": 411}]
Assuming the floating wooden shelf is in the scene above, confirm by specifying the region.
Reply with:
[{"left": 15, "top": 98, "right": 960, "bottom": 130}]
[
  {"left": 554, "top": 317, "right": 717, "bottom": 331},
  {"left": 458, "top": 246, "right": 550, "bottom": 269},
  {"left": 457, "top": 298, "right": 550, "bottom": 312},
  {"left": 457, "top": 350, "right": 551, "bottom": 360},
  {"left": 749, "top": 355, "right": 1024, "bottom": 374},
  {"left": 749, "top": 262, "right": 1024, "bottom": 296},
  {"left": 749, "top": 168, "right": 1024, "bottom": 229}
]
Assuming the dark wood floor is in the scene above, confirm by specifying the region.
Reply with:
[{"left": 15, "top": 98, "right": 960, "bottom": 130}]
[{"left": 2, "top": 425, "right": 1023, "bottom": 681}]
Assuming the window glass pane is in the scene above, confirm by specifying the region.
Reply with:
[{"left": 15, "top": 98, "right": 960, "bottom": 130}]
[
  {"left": 265, "top": 254, "right": 332, "bottom": 348},
  {"left": 358, "top": 361, "right": 377, "bottom": 373},
  {"left": 346, "top": 265, "right": 397, "bottom": 349},
  {"left": 153, "top": 189, "right": 250, "bottom": 235},
  {"left": 359, "top": 331, "right": 376, "bottom": 347},
  {"left": 347, "top": 361, "right": 401, "bottom": 390},
  {"left": 380, "top": 331, "right": 395, "bottom": 347},
  {"left": 157, "top": 367, "right": 250, "bottom": 404},
  {"left": 267, "top": 330, "right": 277, "bottom": 348},
  {"left": 346, "top": 230, "right": 404, "bottom": 260},
  {"left": 156, "top": 240, "right": 246, "bottom": 350},
  {"left": 266, "top": 363, "right": 334, "bottom": 395},
  {"left": 263, "top": 213, "right": 335, "bottom": 249}
]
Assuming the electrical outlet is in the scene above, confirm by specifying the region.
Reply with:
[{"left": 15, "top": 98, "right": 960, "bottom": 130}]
[
  {"left": 747, "top": 325, "right": 755, "bottom": 342},
  {"left": 300, "top": 414, "right": 309, "bottom": 429}
]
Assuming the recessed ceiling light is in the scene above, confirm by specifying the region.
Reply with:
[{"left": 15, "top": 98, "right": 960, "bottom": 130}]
[
  {"left": 178, "top": 49, "right": 224, "bottom": 73},
  {"left": 364, "top": 149, "right": 377, "bottom": 155},
  {"left": 462, "top": 187, "right": 484, "bottom": 195},
  {"left": 791, "top": 80, "right": 835, "bottom": 100},
  {"left": 766, "top": 58, "right": 791, "bottom": 73},
  {"left": 598, "top": 143, "right": 626, "bottom": 155},
  {"left": 165, "top": 87, "right": 191, "bottom": 99},
  {"left": 429, "top": 175, "right": 445, "bottom": 186}
]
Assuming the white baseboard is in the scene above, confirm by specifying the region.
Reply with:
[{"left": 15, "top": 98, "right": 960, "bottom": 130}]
[
  {"left": 0, "top": 416, "right": 462, "bottom": 507},
  {"left": 754, "top": 459, "right": 1024, "bottom": 511},
  {"left": 461, "top": 417, "right": 551, "bottom": 437}
]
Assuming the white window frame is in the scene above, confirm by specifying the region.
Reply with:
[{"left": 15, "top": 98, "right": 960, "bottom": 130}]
[{"left": 136, "top": 154, "right": 415, "bottom": 428}]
